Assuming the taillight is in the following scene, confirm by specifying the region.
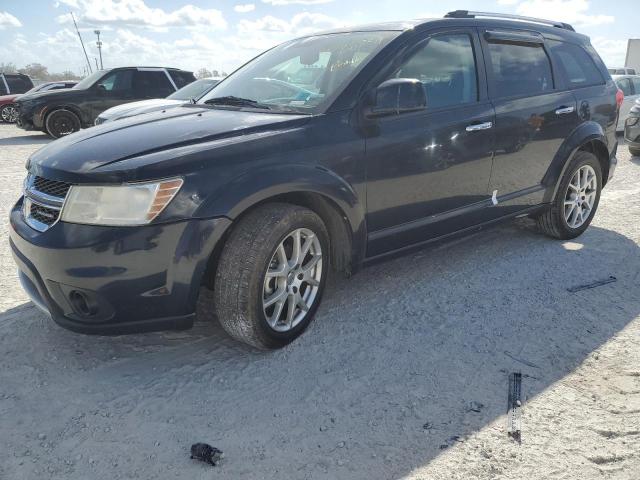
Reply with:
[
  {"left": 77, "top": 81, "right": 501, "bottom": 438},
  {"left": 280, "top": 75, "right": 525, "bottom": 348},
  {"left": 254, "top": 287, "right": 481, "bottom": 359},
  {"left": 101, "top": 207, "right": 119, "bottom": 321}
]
[{"left": 616, "top": 89, "right": 624, "bottom": 109}]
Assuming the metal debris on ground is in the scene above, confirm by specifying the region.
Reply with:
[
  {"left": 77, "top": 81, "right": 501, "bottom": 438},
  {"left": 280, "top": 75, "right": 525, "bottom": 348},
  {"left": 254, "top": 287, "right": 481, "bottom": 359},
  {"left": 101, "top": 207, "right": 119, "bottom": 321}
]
[
  {"left": 567, "top": 276, "right": 617, "bottom": 293},
  {"left": 507, "top": 372, "right": 522, "bottom": 443},
  {"left": 190, "top": 443, "right": 223, "bottom": 466}
]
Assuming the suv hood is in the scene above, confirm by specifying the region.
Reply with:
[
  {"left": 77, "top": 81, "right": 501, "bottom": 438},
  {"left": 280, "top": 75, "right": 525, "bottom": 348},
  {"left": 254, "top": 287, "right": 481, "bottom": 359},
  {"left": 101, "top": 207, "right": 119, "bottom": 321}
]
[
  {"left": 28, "top": 105, "right": 310, "bottom": 182},
  {"left": 99, "top": 98, "right": 185, "bottom": 121},
  {"left": 17, "top": 87, "right": 82, "bottom": 102}
]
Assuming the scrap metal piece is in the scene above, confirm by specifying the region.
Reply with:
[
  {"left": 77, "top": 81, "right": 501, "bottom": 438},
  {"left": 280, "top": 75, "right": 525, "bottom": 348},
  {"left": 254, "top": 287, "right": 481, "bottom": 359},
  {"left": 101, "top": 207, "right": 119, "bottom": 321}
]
[
  {"left": 567, "top": 276, "right": 616, "bottom": 293},
  {"left": 507, "top": 372, "right": 522, "bottom": 443}
]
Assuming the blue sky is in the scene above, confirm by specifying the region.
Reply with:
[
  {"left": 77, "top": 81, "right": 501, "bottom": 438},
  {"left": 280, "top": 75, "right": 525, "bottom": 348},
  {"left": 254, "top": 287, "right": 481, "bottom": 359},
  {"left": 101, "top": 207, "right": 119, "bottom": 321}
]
[{"left": 0, "top": 0, "right": 636, "bottom": 75}]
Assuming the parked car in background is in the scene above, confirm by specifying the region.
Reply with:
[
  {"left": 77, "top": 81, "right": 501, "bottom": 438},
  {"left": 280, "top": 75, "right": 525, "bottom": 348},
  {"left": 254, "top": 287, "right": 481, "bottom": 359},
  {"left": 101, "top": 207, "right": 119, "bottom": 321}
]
[
  {"left": 95, "top": 77, "right": 221, "bottom": 125},
  {"left": 0, "top": 81, "right": 77, "bottom": 123},
  {"left": 0, "top": 73, "right": 34, "bottom": 96},
  {"left": 10, "top": 12, "right": 619, "bottom": 349},
  {"left": 609, "top": 67, "right": 637, "bottom": 75},
  {"left": 15, "top": 67, "right": 195, "bottom": 138},
  {"left": 612, "top": 74, "right": 640, "bottom": 131},
  {"left": 624, "top": 98, "right": 640, "bottom": 156}
]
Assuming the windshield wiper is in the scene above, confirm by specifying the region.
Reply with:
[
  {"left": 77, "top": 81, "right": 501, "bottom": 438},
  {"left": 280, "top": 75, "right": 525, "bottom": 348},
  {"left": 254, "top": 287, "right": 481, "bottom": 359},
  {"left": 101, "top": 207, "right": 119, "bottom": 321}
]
[{"left": 204, "top": 96, "right": 272, "bottom": 110}]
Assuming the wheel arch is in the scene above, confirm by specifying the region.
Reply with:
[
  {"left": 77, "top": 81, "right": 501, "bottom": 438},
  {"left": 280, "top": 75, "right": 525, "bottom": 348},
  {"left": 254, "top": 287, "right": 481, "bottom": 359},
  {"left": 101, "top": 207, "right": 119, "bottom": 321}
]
[
  {"left": 43, "top": 105, "right": 84, "bottom": 129},
  {"left": 200, "top": 165, "right": 367, "bottom": 287},
  {"left": 543, "top": 121, "right": 612, "bottom": 202}
]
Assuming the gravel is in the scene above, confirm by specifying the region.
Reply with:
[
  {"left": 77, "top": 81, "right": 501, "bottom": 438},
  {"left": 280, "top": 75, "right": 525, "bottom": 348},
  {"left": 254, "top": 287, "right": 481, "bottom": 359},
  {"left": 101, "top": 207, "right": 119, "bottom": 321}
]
[{"left": 1, "top": 124, "right": 639, "bottom": 479}]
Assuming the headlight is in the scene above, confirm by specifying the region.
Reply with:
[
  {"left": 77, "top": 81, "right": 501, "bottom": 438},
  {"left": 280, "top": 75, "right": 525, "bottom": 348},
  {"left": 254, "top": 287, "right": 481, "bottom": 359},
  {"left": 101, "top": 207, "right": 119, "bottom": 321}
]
[
  {"left": 626, "top": 116, "right": 639, "bottom": 127},
  {"left": 61, "top": 178, "right": 183, "bottom": 226}
]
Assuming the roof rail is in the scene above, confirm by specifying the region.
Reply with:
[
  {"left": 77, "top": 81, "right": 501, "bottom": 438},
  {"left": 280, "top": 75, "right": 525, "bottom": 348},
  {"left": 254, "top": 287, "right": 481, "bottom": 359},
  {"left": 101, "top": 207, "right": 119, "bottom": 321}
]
[{"left": 444, "top": 10, "right": 575, "bottom": 32}]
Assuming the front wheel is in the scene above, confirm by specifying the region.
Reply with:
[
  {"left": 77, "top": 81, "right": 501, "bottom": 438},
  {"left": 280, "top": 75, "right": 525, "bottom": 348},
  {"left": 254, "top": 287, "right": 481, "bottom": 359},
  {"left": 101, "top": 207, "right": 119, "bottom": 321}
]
[
  {"left": 0, "top": 104, "right": 19, "bottom": 123},
  {"left": 45, "top": 109, "right": 81, "bottom": 138},
  {"left": 536, "top": 151, "right": 602, "bottom": 239},
  {"left": 213, "top": 203, "right": 329, "bottom": 349}
]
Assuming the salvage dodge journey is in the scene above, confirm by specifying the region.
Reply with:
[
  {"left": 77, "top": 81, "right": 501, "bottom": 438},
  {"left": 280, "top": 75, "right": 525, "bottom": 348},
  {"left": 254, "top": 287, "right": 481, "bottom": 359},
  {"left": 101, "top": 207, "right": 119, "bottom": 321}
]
[{"left": 10, "top": 11, "right": 620, "bottom": 349}]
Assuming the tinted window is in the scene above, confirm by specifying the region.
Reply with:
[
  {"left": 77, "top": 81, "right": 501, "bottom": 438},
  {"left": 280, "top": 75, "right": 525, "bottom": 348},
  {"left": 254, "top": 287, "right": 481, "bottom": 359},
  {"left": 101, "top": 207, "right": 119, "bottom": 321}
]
[
  {"left": 616, "top": 78, "right": 632, "bottom": 96},
  {"left": 388, "top": 34, "right": 478, "bottom": 109},
  {"left": 548, "top": 41, "right": 603, "bottom": 88},
  {"left": 169, "top": 70, "right": 196, "bottom": 88},
  {"left": 0, "top": 76, "right": 7, "bottom": 95},
  {"left": 133, "top": 71, "right": 174, "bottom": 98},
  {"left": 6, "top": 75, "right": 31, "bottom": 94},
  {"left": 487, "top": 41, "right": 553, "bottom": 98},
  {"left": 628, "top": 69, "right": 637, "bottom": 75},
  {"left": 98, "top": 70, "right": 134, "bottom": 92}
]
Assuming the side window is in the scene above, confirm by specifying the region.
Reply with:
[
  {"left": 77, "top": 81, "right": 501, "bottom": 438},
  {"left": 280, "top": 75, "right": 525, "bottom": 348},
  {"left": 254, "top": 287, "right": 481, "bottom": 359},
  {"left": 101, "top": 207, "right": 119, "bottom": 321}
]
[
  {"left": 487, "top": 41, "right": 553, "bottom": 98},
  {"left": 0, "top": 77, "right": 7, "bottom": 95},
  {"left": 133, "top": 71, "right": 174, "bottom": 98},
  {"left": 616, "top": 78, "right": 632, "bottom": 96},
  {"left": 631, "top": 78, "right": 640, "bottom": 95},
  {"left": 98, "top": 70, "right": 134, "bottom": 92},
  {"left": 548, "top": 41, "right": 604, "bottom": 88},
  {"left": 388, "top": 34, "right": 478, "bottom": 109},
  {"left": 169, "top": 71, "right": 195, "bottom": 89},
  {"left": 6, "top": 76, "right": 30, "bottom": 94}
]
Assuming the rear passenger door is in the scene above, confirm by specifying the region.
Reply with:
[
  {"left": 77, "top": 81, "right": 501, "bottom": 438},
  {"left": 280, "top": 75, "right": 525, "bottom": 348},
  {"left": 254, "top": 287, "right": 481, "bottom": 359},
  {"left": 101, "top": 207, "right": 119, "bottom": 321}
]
[
  {"left": 365, "top": 29, "right": 496, "bottom": 256},
  {"left": 133, "top": 70, "right": 176, "bottom": 99},
  {"left": 482, "top": 29, "right": 579, "bottom": 208}
]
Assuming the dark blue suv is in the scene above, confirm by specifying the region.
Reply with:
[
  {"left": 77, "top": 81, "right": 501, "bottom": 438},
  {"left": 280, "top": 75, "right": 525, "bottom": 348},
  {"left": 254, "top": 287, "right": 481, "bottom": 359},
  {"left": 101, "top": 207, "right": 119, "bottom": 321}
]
[{"left": 10, "top": 11, "right": 620, "bottom": 349}]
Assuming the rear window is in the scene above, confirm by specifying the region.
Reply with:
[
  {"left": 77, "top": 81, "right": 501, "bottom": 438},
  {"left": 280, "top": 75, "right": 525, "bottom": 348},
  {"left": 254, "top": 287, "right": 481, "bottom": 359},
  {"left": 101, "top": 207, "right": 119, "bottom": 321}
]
[
  {"left": 616, "top": 78, "right": 633, "bottom": 96},
  {"left": 168, "top": 70, "right": 196, "bottom": 89},
  {"left": 548, "top": 41, "right": 604, "bottom": 88},
  {"left": 487, "top": 41, "right": 553, "bottom": 98}
]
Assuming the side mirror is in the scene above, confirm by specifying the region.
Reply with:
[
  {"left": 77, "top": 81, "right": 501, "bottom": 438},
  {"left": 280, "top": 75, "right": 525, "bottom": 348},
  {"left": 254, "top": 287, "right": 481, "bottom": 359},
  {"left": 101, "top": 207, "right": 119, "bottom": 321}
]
[
  {"left": 96, "top": 84, "right": 107, "bottom": 94},
  {"left": 368, "top": 78, "right": 426, "bottom": 118}
]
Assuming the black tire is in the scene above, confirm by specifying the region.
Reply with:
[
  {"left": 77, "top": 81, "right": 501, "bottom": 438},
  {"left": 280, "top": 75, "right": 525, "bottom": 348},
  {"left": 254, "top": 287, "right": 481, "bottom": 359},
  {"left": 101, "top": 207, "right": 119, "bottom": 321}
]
[
  {"left": 0, "top": 103, "right": 19, "bottom": 123},
  {"left": 45, "top": 109, "right": 81, "bottom": 138},
  {"left": 536, "top": 151, "right": 602, "bottom": 240},
  {"left": 630, "top": 146, "right": 640, "bottom": 157},
  {"left": 213, "top": 203, "right": 329, "bottom": 349}
]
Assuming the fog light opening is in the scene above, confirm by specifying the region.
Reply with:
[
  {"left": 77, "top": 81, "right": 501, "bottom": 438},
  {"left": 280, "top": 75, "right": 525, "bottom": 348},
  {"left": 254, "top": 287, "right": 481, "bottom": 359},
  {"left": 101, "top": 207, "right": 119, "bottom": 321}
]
[{"left": 69, "top": 290, "right": 97, "bottom": 317}]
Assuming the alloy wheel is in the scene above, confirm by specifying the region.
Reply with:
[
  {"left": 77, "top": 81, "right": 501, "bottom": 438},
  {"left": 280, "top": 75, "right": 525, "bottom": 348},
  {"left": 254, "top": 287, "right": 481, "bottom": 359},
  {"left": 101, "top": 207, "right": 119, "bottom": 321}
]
[
  {"left": 262, "top": 228, "right": 323, "bottom": 332},
  {"left": 1, "top": 105, "right": 18, "bottom": 123},
  {"left": 564, "top": 165, "right": 597, "bottom": 229}
]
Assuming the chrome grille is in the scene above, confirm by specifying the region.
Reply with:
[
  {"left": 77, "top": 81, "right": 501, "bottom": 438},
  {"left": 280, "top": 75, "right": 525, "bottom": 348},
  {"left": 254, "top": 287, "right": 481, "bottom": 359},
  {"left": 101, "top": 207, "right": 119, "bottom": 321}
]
[
  {"left": 32, "top": 176, "right": 71, "bottom": 198},
  {"left": 23, "top": 174, "right": 70, "bottom": 232}
]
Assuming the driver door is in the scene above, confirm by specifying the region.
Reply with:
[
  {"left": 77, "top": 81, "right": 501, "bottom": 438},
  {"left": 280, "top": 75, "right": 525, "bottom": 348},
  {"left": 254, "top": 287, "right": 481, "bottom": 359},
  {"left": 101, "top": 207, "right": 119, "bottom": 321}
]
[
  {"left": 365, "top": 30, "right": 496, "bottom": 256},
  {"left": 87, "top": 69, "right": 135, "bottom": 121}
]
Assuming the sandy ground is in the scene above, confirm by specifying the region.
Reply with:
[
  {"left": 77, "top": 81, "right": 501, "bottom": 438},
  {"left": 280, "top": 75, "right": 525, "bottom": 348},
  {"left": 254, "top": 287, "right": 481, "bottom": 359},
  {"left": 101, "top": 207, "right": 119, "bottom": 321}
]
[{"left": 0, "top": 123, "right": 638, "bottom": 480}]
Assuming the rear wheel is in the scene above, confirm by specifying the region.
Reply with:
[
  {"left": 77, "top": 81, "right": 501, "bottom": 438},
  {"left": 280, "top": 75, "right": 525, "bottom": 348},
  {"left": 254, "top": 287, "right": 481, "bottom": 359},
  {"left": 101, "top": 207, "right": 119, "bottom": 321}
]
[
  {"left": 536, "top": 151, "right": 602, "bottom": 239},
  {"left": 0, "top": 104, "right": 19, "bottom": 123},
  {"left": 45, "top": 109, "right": 81, "bottom": 138},
  {"left": 213, "top": 203, "right": 329, "bottom": 349}
]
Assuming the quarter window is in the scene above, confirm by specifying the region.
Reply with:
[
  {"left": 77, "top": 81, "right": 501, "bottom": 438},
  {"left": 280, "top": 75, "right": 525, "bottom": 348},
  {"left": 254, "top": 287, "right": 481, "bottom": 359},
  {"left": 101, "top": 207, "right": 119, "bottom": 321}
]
[
  {"left": 487, "top": 41, "right": 553, "bottom": 98},
  {"left": 548, "top": 41, "right": 603, "bottom": 88},
  {"left": 388, "top": 34, "right": 478, "bottom": 109}
]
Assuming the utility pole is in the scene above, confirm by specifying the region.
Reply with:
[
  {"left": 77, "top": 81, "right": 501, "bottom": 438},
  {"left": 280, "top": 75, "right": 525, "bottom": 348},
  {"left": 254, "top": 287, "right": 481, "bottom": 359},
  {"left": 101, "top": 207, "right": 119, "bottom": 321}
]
[
  {"left": 94, "top": 30, "right": 103, "bottom": 69},
  {"left": 71, "top": 12, "right": 92, "bottom": 74}
]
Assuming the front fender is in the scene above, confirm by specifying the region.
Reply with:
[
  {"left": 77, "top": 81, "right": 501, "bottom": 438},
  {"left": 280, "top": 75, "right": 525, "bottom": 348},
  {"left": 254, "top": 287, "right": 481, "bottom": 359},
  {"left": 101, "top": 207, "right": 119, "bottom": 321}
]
[
  {"left": 542, "top": 121, "right": 609, "bottom": 202},
  {"left": 198, "top": 163, "right": 364, "bottom": 226}
]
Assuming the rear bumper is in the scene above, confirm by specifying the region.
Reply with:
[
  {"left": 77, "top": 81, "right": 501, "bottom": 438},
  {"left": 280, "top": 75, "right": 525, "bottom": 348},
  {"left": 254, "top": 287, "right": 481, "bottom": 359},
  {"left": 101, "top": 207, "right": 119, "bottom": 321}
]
[{"left": 10, "top": 199, "right": 231, "bottom": 335}]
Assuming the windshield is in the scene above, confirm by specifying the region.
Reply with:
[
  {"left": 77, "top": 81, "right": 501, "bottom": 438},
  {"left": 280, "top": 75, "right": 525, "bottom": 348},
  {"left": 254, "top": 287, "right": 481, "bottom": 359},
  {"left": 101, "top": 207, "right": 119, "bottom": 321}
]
[
  {"left": 199, "top": 31, "right": 397, "bottom": 114},
  {"left": 73, "top": 70, "right": 108, "bottom": 90},
  {"left": 168, "top": 78, "right": 219, "bottom": 100}
]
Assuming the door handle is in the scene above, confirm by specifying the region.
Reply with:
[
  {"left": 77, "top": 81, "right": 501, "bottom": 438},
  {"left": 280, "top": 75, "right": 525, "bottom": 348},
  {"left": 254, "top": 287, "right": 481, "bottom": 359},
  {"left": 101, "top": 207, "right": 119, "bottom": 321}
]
[
  {"left": 555, "top": 106, "right": 575, "bottom": 115},
  {"left": 466, "top": 121, "right": 493, "bottom": 132}
]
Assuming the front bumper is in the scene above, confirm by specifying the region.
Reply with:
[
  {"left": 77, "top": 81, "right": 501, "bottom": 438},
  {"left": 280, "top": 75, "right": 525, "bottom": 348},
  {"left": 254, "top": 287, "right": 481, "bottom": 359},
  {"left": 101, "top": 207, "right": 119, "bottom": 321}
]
[{"left": 9, "top": 199, "right": 231, "bottom": 335}]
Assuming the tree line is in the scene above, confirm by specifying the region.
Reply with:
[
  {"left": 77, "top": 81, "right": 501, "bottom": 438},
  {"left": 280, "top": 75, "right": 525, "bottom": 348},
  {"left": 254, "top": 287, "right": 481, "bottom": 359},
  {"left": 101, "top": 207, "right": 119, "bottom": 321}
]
[{"left": 0, "top": 62, "right": 82, "bottom": 81}]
